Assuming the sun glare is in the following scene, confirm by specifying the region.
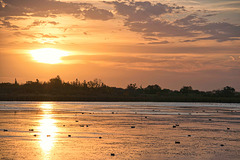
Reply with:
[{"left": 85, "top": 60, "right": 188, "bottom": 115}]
[{"left": 30, "top": 48, "right": 69, "bottom": 64}]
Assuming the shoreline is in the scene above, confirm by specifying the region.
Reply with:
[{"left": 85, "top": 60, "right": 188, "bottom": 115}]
[
  {"left": 1, "top": 97, "right": 240, "bottom": 103},
  {"left": 0, "top": 99, "right": 240, "bottom": 104}
]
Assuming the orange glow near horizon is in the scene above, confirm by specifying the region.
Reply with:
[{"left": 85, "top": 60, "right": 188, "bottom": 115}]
[{"left": 29, "top": 48, "right": 69, "bottom": 64}]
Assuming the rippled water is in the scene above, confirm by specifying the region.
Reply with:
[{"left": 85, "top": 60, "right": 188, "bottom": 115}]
[{"left": 0, "top": 101, "right": 240, "bottom": 160}]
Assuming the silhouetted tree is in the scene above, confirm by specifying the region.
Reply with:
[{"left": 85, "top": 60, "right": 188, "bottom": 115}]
[
  {"left": 14, "top": 78, "right": 18, "bottom": 85},
  {"left": 0, "top": 76, "right": 239, "bottom": 102},
  {"left": 145, "top": 84, "right": 161, "bottom": 94},
  {"left": 180, "top": 86, "right": 193, "bottom": 94},
  {"left": 49, "top": 75, "right": 62, "bottom": 88},
  {"left": 221, "top": 86, "right": 235, "bottom": 97},
  {"left": 127, "top": 83, "right": 137, "bottom": 90},
  {"left": 82, "top": 80, "right": 87, "bottom": 88}
]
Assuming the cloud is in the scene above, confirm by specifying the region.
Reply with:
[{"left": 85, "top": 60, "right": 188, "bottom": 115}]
[
  {"left": 48, "top": 21, "right": 59, "bottom": 25},
  {"left": 0, "top": 19, "right": 18, "bottom": 29},
  {"left": 41, "top": 34, "right": 58, "bottom": 38},
  {"left": 144, "top": 37, "right": 158, "bottom": 41},
  {"left": 175, "top": 14, "right": 206, "bottom": 26},
  {"left": 0, "top": 0, "right": 113, "bottom": 20},
  {"left": 105, "top": 1, "right": 184, "bottom": 22},
  {"left": 107, "top": 0, "right": 240, "bottom": 42},
  {"left": 83, "top": 7, "right": 114, "bottom": 20},
  {"left": 148, "top": 41, "right": 169, "bottom": 44},
  {"left": 22, "top": 20, "right": 60, "bottom": 30},
  {"left": 193, "top": 22, "right": 240, "bottom": 42},
  {"left": 63, "top": 54, "right": 240, "bottom": 72},
  {"left": 13, "top": 31, "right": 36, "bottom": 38}
]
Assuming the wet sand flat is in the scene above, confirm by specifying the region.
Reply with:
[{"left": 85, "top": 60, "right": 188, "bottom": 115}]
[{"left": 0, "top": 102, "right": 240, "bottom": 160}]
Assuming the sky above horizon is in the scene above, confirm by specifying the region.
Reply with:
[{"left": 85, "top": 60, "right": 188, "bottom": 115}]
[{"left": 0, "top": 0, "right": 240, "bottom": 91}]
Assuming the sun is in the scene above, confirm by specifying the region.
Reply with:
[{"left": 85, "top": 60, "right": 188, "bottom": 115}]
[{"left": 29, "top": 48, "right": 69, "bottom": 64}]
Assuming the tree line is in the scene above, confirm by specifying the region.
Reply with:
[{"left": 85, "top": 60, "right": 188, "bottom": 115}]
[{"left": 0, "top": 75, "right": 239, "bottom": 102}]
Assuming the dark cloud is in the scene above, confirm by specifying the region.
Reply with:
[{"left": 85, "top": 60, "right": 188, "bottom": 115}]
[
  {"left": 182, "top": 22, "right": 240, "bottom": 42},
  {"left": 83, "top": 7, "right": 114, "bottom": 20},
  {"left": 0, "top": 19, "right": 18, "bottom": 29},
  {"left": 107, "top": 1, "right": 240, "bottom": 42},
  {"left": 48, "top": 21, "right": 59, "bottom": 25},
  {"left": 127, "top": 19, "right": 194, "bottom": 37},
  {"left": 144, "top": 37, "right": 158, "bottom": 41},
  {"left": 22, "top": 20, "right": 60, "bottom": 30},
  {"left": 105, "top": 1, "right": 183, "bottom": 22},
  {"left": 0, "top": 0, "right": 113, "bottom": 20},
  {"left": 175, "top": 14, "right": 207, "bottom": 26},
  {"left": 203, "top": 14, "right": 217, "bottom": 17},
  {"left": 148, "top": 41, "right": 169, "bottom": 45},
  {"left": 196, "top": 22, "right": 240, "bottom": 42}
]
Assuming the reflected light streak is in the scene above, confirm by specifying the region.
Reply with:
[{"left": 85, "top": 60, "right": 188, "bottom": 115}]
[
  {"left": 38, "top": 103, "right": 58, "bottom": 157},
  {"left": 40, "top": 103, "right": 53, "bottom": 110}
]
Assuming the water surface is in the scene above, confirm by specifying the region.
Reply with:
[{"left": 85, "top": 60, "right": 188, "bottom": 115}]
[{"left": 0, "top": 102, "right": 239, "bottom": 160}]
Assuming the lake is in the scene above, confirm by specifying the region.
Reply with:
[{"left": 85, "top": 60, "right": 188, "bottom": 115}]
[{"left": 0, "top": 101, "right": 240, "bottom": 160}]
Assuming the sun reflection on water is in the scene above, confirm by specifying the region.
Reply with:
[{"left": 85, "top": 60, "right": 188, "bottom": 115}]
[
  {"left": 38, "top": 103, "right": 58, "bottom": 157},
  {"left": 40, "top": 103, "right": 53, "bottom": 110}
]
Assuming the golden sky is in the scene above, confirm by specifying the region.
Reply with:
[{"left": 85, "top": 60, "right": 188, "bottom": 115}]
[{"left": 0, "top": 0, "right": 240, "bottom": 90}]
